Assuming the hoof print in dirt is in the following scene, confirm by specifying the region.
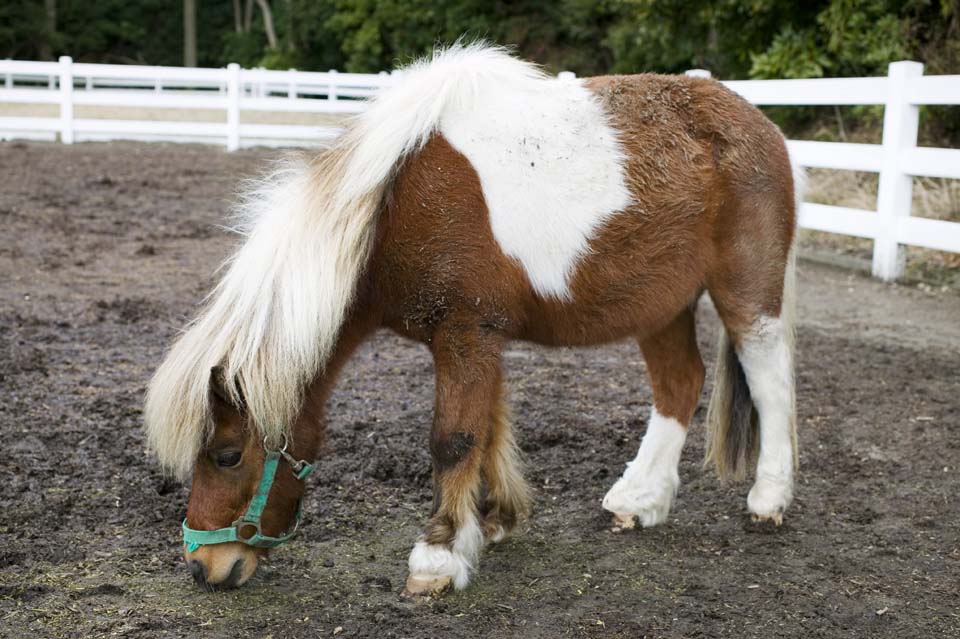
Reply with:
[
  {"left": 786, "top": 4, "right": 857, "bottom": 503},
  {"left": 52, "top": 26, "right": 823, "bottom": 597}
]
[{"left": 362, "top": 575, "right": 392, "bottom": 593}]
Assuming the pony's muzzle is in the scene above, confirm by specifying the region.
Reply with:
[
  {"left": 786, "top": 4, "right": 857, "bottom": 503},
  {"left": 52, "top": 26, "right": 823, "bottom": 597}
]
[
  {"left": 189, "top": 557, "right": 244, "bottom": 590},
  {"left": 184, "top": 542, "right": 258, "bottom": 590}
]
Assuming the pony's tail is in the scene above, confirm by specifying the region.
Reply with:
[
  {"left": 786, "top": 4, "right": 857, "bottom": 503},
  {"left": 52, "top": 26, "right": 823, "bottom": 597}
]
[
  {"left": 704, "top": 324, "right": 759, "bottom": 483},
  {"left": 783, "top": 249, "right": 798, "bottom": 472}
]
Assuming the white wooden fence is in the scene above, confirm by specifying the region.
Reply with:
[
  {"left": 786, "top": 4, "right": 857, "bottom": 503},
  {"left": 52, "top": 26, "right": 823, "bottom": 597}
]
[
  {"left": 0, "top": 56, "right": 396, "bottom": 149},
  {"left": 2, "top": 56, "right": 959, "bottom": 280}
]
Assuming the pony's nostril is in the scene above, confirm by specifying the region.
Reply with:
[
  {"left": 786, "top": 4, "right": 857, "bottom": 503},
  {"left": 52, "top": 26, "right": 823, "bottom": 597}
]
[
  {"left": 188, "top": 559, "right": 207, "bottom": 586},
  {"left": 220, "top": 558, "right": 245, "bottom": 590}
]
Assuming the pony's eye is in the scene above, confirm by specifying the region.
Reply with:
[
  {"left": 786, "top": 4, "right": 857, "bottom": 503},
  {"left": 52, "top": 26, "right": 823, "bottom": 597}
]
[{"left": 216, "top": 451, "right": 242, "bottom": 468}]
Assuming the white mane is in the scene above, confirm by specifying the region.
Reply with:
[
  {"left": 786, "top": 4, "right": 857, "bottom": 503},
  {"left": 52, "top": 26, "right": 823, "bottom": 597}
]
[{"left": 144, "top": 43, "right": 549, "bottom": 477}]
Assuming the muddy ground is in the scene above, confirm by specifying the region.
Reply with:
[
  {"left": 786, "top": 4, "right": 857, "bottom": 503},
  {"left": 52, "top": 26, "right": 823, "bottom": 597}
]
[{"left": 1, "top": 141, "right": 958, "bottom": 638}]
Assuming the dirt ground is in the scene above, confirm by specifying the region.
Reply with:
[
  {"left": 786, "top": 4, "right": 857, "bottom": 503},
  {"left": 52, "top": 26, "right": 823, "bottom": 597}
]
[{"left": 1, "top": 141, "right": 958, "bottom": 638}]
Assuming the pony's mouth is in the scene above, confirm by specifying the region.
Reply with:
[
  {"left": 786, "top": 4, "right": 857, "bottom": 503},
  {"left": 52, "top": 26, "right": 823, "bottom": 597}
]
[
  {"left": 185, "top": 544, "right": 259, "bottom": 590},
  {"left": 189, "top": 557, "right": 247, "bottom": 591}
]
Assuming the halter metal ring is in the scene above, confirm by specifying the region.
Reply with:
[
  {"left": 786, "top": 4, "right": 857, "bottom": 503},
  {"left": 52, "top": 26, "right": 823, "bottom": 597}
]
[
  {"left": 263, "top": 433, "right": 289, "bottom": 453},
  {"left": 234, "top": 519, "right": 261, "bottom": 541}
]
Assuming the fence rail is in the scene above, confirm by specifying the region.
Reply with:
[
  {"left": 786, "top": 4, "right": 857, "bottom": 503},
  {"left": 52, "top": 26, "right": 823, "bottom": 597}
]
[
  {"left": 0, "top": 57, "right": 394, "bottom": 148},
  {"left": 2, "top": 56, "right": 959, "bottom": 280}
]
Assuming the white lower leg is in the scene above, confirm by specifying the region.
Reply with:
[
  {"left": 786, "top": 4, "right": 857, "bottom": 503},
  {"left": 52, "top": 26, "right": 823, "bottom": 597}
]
[
  {"left": 406, "top": 513, "right": 483, "bottom": 592},
  {"left": 602, "top": 408, "right": 687, "bottom": 528},
  {"left": 738, "top": 316, "right": 795, "bottom": 522}
]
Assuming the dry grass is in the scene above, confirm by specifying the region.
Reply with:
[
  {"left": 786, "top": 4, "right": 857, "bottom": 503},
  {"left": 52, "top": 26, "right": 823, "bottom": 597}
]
[{"left": 913, "top": 175, "right": 960, "bottom": 223}]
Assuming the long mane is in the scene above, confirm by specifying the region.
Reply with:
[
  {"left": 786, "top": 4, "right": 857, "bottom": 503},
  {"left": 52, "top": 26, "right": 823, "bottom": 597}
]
[{"left": 144, "top": 43, "right": 547, "bottom": 477}]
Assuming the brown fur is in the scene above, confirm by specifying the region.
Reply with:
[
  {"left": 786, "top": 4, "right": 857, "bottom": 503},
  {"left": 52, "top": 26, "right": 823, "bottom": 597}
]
[
  {"left": 639, "top": 307, "right": 705, "bottom": 424},
  {"left": 184, "top": 73, "right": 796, "bottom": 586},
  {"left": 481, "top": 396, "right": 531, "bottom": 538}
]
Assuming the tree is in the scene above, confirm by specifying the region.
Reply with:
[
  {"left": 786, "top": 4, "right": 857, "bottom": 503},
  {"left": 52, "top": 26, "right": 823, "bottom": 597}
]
[
  {"left": 4, "top": 0, "right": 957, "bottom": 79},
  {"left": 184, "top": 0, "right": 197, "bottom": 67},
  {"left": 37, "top": 0, "right": 56, "bottom": 60},
  {"left": 254, "top": 0, "right": 278, "bottom": 49}
]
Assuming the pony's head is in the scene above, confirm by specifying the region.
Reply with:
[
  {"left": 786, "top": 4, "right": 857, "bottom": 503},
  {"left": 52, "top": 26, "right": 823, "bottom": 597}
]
[
  {"left": 179, "top": 369, "right": 321, "bottom": 590},
  {"left": 145, "top": 83, "right": 390, "bottom": 591}
]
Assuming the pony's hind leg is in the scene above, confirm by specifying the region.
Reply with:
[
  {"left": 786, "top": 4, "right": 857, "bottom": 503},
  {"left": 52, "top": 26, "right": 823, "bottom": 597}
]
[
  {"left": 403, "top": 323, "right": 503, "bottom": 597},
  {"left": 481, "top": 396, "right": 531, "bottom": 543},
  {"left": 707, "top": 253, "right": 797, "bottom": 525},
  {"left": 738, "top": 311, "right": 795, "bottom": 523},
  {"left": 602, "top": 307, "right": 705, "bottom": 530}
]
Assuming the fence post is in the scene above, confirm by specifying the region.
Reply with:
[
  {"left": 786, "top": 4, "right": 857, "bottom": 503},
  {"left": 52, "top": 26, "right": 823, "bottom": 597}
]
[
  {"left": 557, "top": 71, "right": 576, "bottom": 80},
  {"left": 5, "top": 61, "right": 12, "bottom": 89},
  {"left": 288, "top": 68, "right": 296, "bottom": 99},
  {"left": 226, "top": 63, "right": 240, "bottom": 151},
  {"left": 872, "top": 60, "right": 923, "bottom": 281},
  {"left": 328, "top": 69, "right": 338, "bottom": 101},
  {"left": 58, "top": 56, "right": 74, "bottom": 145},
  {"left": 685, "top": 69, "right": 712, "bottom": 78}
]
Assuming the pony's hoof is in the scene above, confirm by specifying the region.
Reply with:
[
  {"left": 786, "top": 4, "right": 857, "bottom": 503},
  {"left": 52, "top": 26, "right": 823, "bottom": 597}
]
[
  {"left": 609, "top": 512, "right": 637, "bottom": 533},
  {"left": 401, "top": 574, "right": 452, "bottom": 598},
  {"left": 750, "top": 511, "right": 784, "bottom": 526},
  {"left": 602, "top": 481, "right": 674, "bottom": 529},
  {"left": 747, "top": 475, "right": 792, "bottom": 525},
  {"left": 484, "top": 524, "right": 508, "bottom": 544}
]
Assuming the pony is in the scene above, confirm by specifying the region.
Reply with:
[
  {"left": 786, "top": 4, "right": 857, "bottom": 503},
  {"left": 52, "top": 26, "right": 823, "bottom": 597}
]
[{"left": 145, "top": 43, "right": 798, "bottom": 595}]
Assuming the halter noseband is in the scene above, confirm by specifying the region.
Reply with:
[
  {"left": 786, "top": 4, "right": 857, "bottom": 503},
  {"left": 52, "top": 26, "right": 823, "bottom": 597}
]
[{"left": 183, "top": 437, "right": 314, "bottom": 553}]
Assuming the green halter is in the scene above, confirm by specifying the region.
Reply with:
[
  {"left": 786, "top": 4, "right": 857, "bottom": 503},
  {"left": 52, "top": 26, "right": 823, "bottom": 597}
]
[{"left": 183, "top": 439, "right": 314, "bottom": 553}]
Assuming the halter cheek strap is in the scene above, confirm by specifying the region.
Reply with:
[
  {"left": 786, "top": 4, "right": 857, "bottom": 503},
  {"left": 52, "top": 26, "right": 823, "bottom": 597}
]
[{"left": 183, "top": 444, "right": 314, "bottom": 553}]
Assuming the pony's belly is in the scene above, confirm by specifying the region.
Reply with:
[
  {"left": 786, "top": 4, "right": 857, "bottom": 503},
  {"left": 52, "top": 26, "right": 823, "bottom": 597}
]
[
  {"left": 515, "top": 293, "right": 685, "bottom": 347},
  {"left": 517, "top": 314, "right": 644, "bottom": 347},
  {"left": 516, "top": 259, "right": 707, "bottom": 347}
]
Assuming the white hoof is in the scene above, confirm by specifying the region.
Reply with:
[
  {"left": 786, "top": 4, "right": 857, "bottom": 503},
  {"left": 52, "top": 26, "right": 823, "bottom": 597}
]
[
  {"left": 405, "top": 516, "right": 482, "bottom": 594},
  {"left": 485, "top": 525, "right": 507, "bottom": 544},
  {"left": 602, "top": 410, "right": 686, "bottom": 529},
  {"left": 747, "top": 474, "right": 793, "bottom": 524},
  {"left": 406, "top": 540, "right": 471, "bottom": 592},
  {"left": 602, "top": 467, "right": 678, "bottom": 529},
  {"left": 402, "top": 573, "right": 452, "bottom": 598}
]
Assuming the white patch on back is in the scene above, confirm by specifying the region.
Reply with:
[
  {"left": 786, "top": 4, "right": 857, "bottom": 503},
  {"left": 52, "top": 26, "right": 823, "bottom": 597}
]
[{"left": 440, "top": 77, "right": 631, "bottom": 300}]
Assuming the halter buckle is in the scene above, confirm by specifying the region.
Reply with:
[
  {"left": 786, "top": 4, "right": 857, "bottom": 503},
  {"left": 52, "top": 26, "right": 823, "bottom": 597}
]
[
  {"left": 233, "top": 519, "right": 261, "bottom": 541},
  {"left": 265, "top": 434, "right": 313, "bottom": 479}
]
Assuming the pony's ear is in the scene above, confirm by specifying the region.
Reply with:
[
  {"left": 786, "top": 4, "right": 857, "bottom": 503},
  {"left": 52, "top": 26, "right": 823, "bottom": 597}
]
[
  {"left": 209, "top": 366, "right": 230, "bottom": 405},
  {"left": 209, "top": 366, "right": 245, "bottom": 410}
]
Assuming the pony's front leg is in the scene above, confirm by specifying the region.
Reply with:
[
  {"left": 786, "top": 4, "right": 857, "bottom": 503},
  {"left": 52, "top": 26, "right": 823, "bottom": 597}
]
[
  {"left": 603, "top": 309, "right": 705, "bottom": 530},
  {"left": 402, "top": 325, "right": 503, "bottom": 597}
]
